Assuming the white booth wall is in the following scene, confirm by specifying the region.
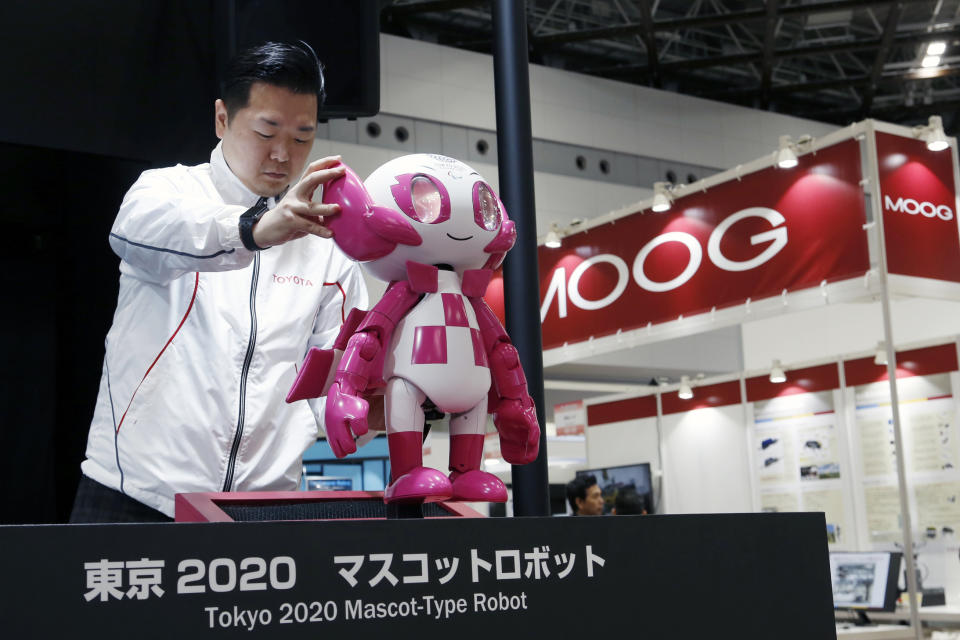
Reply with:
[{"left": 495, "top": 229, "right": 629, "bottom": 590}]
[{"left": 743, "top": 298, "right": 960, "bottom": 371}]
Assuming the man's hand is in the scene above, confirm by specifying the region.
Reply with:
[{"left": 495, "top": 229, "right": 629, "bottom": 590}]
[{"left": 252, "top": 156, "right": 345, "bottom": 248}]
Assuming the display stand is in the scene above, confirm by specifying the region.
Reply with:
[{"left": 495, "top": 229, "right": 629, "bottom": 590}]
[
  {"left": 536, "top": 118, "right": 960, "bottom": 640},
  {"left": 174, "top": 490, "right": 482, "bottom": 521},
  {"left": 0, "top": 512, "right": 833, "bottom": 639}
]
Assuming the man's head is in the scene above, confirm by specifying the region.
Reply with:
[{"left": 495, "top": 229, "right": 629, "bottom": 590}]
[
  {"left": 612, "top": 488, "right": 647, "bottom": 515},
  {"left": 566, "top": 475, "right": 604, "bottom": 516},
  {"left": 215, "top": 42, "right": 325, "bottom": 197}
]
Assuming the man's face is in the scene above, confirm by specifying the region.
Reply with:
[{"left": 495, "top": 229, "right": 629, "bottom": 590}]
[
  {"left": 577, "top": 484, "right": 605, "bottom": 516},
  {"left": 215, "top": 82, "right": 317, "bottom": 197}
]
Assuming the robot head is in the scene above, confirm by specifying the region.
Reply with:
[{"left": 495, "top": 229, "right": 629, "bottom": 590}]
[{"left": 343, "top": 154, "right": 515, "bottom": 282}]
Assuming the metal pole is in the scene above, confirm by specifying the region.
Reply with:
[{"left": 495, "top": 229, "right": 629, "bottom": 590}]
[
  {"left": 863, "top": 119, "right": 922, "bottom": 639},
  {"left": 655, "top": 390, "right": 666, "bottom": 512},
  {"left": 739, "top": 375, "right": 758, "bottom": 511},
  {"left": 491, "top": 0, "right": 550, "bottom": 516}
]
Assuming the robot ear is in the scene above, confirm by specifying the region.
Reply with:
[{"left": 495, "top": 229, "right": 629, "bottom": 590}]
[
  {"left": 366, "top": 205, "right": 422, "bottom": 247},
  {"left": 324, "top": 165, "right": 421, "bottom": 261},
  {"left": 483, "top": 218, "right": 516, "bottom": 254},
  {"left": 482, "top": 219, "right": 516, "bottom": 270}
]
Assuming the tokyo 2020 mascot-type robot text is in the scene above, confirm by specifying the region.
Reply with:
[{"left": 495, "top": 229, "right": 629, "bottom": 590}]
[{"left": 286, "top": 153, "right": 540, "bottom": 505}]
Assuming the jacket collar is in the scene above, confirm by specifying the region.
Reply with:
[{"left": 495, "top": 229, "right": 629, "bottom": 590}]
[{"left": 210, "top": 141, "right": 289, "bottom": 208}]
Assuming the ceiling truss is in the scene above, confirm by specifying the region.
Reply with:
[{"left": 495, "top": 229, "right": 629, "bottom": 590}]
[{"left": 382, "top": 0, "right": 960, "bottom": 133}]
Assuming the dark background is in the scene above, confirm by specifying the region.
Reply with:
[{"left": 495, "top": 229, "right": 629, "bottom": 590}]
[{"left": 0, "top": 0, "right": 380, "bottom": 523}]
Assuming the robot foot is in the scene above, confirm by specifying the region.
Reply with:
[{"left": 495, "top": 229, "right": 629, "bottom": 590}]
[
  {"left": 449, "top": 469, "right": 507, "bottom": 502},
  {"left": 384, "top": 467, "right": 452, "bottom": 504}
]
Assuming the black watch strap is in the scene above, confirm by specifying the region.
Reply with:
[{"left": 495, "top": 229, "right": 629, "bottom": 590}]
[{"left": 239, "top": 197, "right": 270, "bottom": 251}]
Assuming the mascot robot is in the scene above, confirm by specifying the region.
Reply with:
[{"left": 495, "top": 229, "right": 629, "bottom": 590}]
[{"left": 286, "top": 154, "right": 540, "bottom": 505}]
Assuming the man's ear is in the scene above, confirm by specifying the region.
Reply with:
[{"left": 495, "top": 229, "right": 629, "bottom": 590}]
[
  {"left": 575, "top": 497, "right": 584, "bottom": 512},
  {"left": 214, "top": 99, "right": 229, "bottom": 139}
]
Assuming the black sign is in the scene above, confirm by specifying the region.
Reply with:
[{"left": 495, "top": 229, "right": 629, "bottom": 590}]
[{"left": 0, "top": 513, "right": 834, "bottom": 638}]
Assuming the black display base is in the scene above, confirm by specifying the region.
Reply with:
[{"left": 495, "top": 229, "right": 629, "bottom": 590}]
[
  {"left": 386, "top": 501, "right": 425, "bottom": 519},
  {"left": 0, "top": 512, "right": 836, "bottom": 639}
]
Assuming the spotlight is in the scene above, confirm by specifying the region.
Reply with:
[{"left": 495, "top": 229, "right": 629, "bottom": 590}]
[
  {"left": 922, "top": 55, "right": 941, "bottom": 68},
  {"left": 927, "top": 41, "right": 947, "bottom": 56},
  {"left": 544, "top": 223, "right": 562, "bottom": 249},
  {"left": 678, "top": 375, "right": 693, "bottom": 400},
  {"left": 874, "top": 342, "right": 888, "bottom": 366},
  {"left": 769, "top": 360, "right": 786, "bottom": 384},
  {"left": 776, "top": 135, "right": 798, "bottom": 169},
  {"left": 652, "top": 181, "right": 672, "bottom": 213},
  {"left": 924, "top": 116, "right": 949, "bottom": 152}
]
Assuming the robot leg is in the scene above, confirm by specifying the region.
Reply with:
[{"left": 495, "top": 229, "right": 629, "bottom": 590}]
[
  {"left": 448, "top": 400, "right": 507, "bottom": 502},
  {"left": 384, "top": 377, "right": 452, "bottom": 504}
]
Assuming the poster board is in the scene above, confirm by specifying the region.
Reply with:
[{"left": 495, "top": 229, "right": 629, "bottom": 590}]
[{"left": 749, "top": 389, "right": 853, "bottom": 546}]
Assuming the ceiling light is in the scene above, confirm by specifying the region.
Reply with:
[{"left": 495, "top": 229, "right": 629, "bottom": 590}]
[
  {"left": 922, "top": 55, "right": 941, "bottom": 68},
  {"left": 544, "top": 223, "right": 562, "bottom": 248},
  {"left": 925, "top": 115, "right": 949, "bottom": 151},
  {"left": 651, "top": 181, "right": 672, "bottom": 212},
  {"left": 678, "top": 375, "right": 693, "bottom": 400},
  {"left": 776, "top": 135, "right": 798, "bottom": 169},
  {"left": 927, "top": 41, "right": 947, "bottom": 56},
  {"left": 874, "top": 342, "right": 888, "bottom": 366},
  {"left": 769, "top": 360, "right": 786, "bottom": 384}
]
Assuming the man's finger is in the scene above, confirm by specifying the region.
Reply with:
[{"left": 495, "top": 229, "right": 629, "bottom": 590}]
[
  {"left": 295, "top": 165, "right": 346, "bottom": 199},
  {"left": 304, "top": 155, "right": 342, "bottom": 173},
  {"left": 308, "top": 202, "right": 341, "bottom": 218},
  {"left": 292, "top": 215, "right": 333, "bottom": 239},
  {"left": 287, "top": 201, "right": 340, "bottom": 220}
]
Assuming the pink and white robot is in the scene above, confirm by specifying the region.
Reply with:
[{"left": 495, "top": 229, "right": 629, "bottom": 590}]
[{"left": 286, "top": 153, "right": 540, "bottom": 505}]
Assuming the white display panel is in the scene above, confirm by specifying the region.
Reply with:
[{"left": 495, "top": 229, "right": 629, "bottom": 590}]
[
  {"left": 851, "top": 373, "right": 960, "bottom": 545},
  {"left": 662, "top": 404, "right": 752, "bottom": 514}
]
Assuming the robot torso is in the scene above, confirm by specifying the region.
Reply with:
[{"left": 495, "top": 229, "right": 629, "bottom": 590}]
[{"left": 384, "top": 270, "right": 491, "bottom": 414}]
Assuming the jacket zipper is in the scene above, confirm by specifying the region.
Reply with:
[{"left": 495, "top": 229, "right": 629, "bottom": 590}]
[{"left": 223, "top": 251, "right": 260, "bottom": 491}]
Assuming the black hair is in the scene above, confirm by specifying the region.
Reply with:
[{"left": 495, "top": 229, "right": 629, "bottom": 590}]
[
  {"left": 566, "top": 474, "right": 597, "bottom": 514},
  {"left": 221, "top": 41, "right": 325, "bottom": 122},
  {"left": 614, "top": 488, "right": 646, "bottom": 515}
]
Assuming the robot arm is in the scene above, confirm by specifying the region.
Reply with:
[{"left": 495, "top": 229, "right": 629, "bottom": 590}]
[
  {"left": 325, "top": 280, "right": 420, "bottom": 457},
  {"left": 468, "top": 298, "right": 540, "bottom": 465}
]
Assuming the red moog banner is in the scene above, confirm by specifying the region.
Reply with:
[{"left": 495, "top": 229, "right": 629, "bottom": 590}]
[
  {"left": 538, "top": 139, "right": 870, "bottom": 350},
  {"left": 876, "top": 131, "right": 960, "bottom": 283}
]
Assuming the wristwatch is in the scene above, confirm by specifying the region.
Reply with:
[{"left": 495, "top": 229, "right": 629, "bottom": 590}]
[{"left": 239, "top": 197, "right": 270, "bottom": 251}]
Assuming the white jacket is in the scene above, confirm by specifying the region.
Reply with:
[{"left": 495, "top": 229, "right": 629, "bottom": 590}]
[{"left": 81, "top": 143, "right": 367, "bottom": 516}]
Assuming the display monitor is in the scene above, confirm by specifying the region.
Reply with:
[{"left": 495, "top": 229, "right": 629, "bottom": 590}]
[
  {"left": 829, "top": 551, "right": 902, "bottom": 616},
  {"left": 576, "top": 463, "right": 654, "bottom": 514}
]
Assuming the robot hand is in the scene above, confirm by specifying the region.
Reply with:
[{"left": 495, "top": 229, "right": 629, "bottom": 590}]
[
  {"left": 493, "top": 396, "right": 540, "bottom": 465},
  {"left": 324, "top": 382, "right": 370, "bottom": 458}
]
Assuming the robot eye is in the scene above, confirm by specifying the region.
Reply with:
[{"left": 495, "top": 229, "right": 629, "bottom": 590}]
[
  {"left": 473, "top": 182, "right": 501, "bottom": 231},
  {"left": 411, "top": 176, "right": 442, "bottom": 223},
  {"left": 390, "top": 173, "right": 451, "bottom": 224}
]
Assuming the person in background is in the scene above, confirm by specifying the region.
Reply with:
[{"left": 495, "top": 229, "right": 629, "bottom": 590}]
[
  {"left": 612, "top": 488, "right": 648, "bottom": 515},
  {"left": 566, "top": 474, "right": 605, "bottom": 516}
]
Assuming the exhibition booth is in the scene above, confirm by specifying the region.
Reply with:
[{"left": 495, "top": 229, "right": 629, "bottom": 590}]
[{"left": 530, "top": 117, "right": 960, "bottom": 636}]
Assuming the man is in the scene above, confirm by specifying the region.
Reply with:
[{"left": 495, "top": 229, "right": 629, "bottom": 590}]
[
  {"left": 566, "top": 474, "right": 605, "bottom": 516},
  {"left": 71, "top": 42, "right": 371, "bottom": 523},
  {"left": 612, "top": 488, "right": 648, "bottom": 515}
]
